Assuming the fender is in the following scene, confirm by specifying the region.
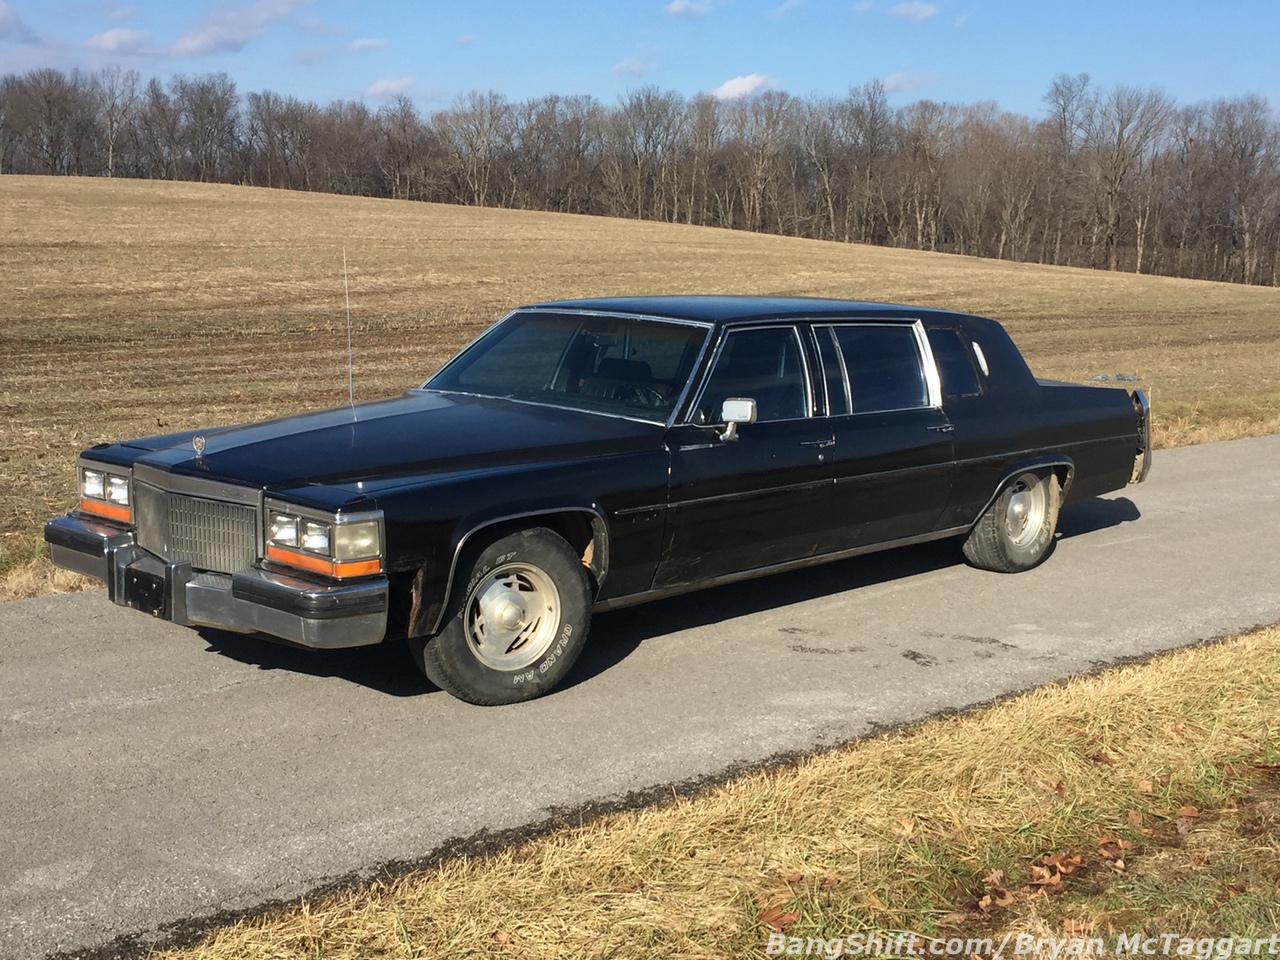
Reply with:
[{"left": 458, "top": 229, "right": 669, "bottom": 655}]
[
  {"left": 969, "top": 455, "right": 1074, "bottom": 529},
  {"left": 413, "top": 504, "right": 610, "bottom": 638}
]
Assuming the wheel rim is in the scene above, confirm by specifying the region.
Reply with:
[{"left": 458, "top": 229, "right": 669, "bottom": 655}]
[
  {"left": 464, "top": 562, "right": 561, "bottom": 671},
  {"left": 1003, "top": 474, "right": 1047, "bottom": 548}
]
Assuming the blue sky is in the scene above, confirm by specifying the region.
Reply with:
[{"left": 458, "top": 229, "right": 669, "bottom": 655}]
[{"left": 2, "top": 0, "right": 1278, "bottom": 117}]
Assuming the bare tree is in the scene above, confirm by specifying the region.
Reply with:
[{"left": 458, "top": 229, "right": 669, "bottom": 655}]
[{"left": 92, "top": 67, "right": 140, "bottom": 177}]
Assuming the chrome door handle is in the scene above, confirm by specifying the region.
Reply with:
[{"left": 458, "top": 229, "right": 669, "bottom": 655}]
[
  {"left": 927, "top": 423, "right": 955, "bottom": 433},
  {"left": 800, "top": 437, "right": 836, "bottom": 448}
]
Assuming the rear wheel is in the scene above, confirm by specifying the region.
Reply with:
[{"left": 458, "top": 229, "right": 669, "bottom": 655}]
[
  {"left": 410, "top": 527, "right": 592, "bottom": 705},
  {"left": 962, "top": 471, "right": 1060, "bottom": 573}
]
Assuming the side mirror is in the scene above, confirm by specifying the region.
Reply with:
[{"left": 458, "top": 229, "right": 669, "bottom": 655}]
[{"left": 718, "top": 397, "right": 757, "bottom": 442}]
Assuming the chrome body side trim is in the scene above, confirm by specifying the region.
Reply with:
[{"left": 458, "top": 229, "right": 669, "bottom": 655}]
[{"left": 594, "top": 525, "right": 970, "bottom": 613}]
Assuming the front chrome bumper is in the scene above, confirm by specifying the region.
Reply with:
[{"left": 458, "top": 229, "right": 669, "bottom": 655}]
[{"left": 44, "top": 514, "right": 388, "bottom": 649}]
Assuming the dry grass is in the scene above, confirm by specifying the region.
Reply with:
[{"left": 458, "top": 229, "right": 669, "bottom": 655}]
[
  {"left": 4, "top": 175, "right": 1280, "bottom": 597},
  {"left": 150, "top": 626, "right": 1280, "bottom": 959}
]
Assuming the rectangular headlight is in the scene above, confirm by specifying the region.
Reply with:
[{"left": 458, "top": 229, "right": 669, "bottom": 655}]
[
  {"left": 263, "top": 502, "right": 383, "bottom": 579},
  {"left": 268, "top": 512, "right": 299, "bottom": 547},
  {"left": 82, "top": 469, "right": 105, "bottom": 499},
  {"left": 301, "top": 521, "right": 331, "bottom": 555},
  {"left": 333, "top": 520, "right": 381, "bottom": 561},
  {"left": 107, "top": 476, "right": 130, "bottom": 505},
  {"left": 78, "top": 464, "right": 132, "bottom": 523}
]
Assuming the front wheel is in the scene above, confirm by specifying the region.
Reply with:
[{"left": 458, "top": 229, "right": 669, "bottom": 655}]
[
  {"left": 410, "top": 527, "right": 592, "bottom": 705},
  {"left": 962, "top": 471, "right": 1060, "bottom": 573}
]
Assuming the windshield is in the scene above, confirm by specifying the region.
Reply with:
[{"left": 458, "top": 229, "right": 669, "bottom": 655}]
[{"left": 426, "top": 311, "right": 709, "bottom": 422}]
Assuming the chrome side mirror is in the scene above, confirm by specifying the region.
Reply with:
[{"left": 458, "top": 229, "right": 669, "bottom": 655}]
[{"left": 718, "top": 398, "right": 757, "bottom": 442}]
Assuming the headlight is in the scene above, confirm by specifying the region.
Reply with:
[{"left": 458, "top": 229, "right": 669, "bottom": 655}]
[
  {"left": 333, "top": 521, "right": 380, "bottom": 561},
  {"left": 78, "top": 463, "right": 132, "bottom": 523},
  {"left": 263, "top": 501, "right": 383, "bottom": 579},
  {"left": 268, "top": 512, "right": 299, "bottom": 547}
]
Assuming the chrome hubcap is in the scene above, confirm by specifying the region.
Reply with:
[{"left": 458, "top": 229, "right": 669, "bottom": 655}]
[
  {"left": 1004, "top": 474, "right": 1047, "bottom": 548},
  {"left": 466, "top": 563, "right": 560, "bottom": 671}
]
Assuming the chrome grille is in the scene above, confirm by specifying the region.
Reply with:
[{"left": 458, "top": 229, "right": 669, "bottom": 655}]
[{"left": 135, "top": 482, "right": 258, "bottom": 573}]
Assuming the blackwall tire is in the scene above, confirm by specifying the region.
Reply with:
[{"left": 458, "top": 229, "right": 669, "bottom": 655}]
[
  {"left": 410, "top": 527, "right": 592, "bottom": 705},
  {"left": 962, "top": 471, "right": 1060, "bottom": 573}
]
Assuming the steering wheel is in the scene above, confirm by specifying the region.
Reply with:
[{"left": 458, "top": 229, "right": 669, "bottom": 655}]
[{"left": 618, "top": 383, "right": 667, "bottom": 408}]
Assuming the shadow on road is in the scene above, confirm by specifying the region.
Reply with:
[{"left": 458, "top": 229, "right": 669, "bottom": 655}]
[
  {"left": 1056, "top": 495, "right": 1141, "bottom": 539},
  {"left": 194, "top": 495, "right": 1139, "bottom": 698}
]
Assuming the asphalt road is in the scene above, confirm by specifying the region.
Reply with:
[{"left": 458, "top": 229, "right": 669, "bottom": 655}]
[{"left": 3, "top": 435, "right": 1279, "bottom": 958}]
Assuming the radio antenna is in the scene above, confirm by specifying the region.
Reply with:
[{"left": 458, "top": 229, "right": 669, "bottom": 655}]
[{"left": 343, "top": 247, "right": 355, "bottom": 413}]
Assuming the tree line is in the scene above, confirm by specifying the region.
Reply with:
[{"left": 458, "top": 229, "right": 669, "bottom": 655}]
[{"left": 4, "top": 66, "right": 1279, "bottom": 286}]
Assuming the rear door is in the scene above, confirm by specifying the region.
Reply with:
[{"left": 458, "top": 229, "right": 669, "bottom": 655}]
[
  {"left": 816, "top": 320, "right": 956, "bottom": 552},
  {"left": 654, "top": 324, "right": 835, "bottom": 587}
]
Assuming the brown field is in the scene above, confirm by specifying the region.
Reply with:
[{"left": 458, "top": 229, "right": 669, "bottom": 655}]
[{"left": 3, "top": 175, "right": 1279, "bottom": 593}]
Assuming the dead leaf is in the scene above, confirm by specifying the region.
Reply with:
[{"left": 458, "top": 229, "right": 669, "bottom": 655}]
[
  {"left": 1136, "top": 779, "right": 1154, "bottom": 794},
  {"left": 1176, "top": 817, "right": 1196, "bottom": 835},
  {"left": 492, "top": 931, "right": 511, "bottom": 944},
  {"left": 1227, "top": 883, "right": 1247, "bottom": 896},
  {"left": 1127, "top": 809, "right": 1143, "bottom": 829},
  {"left": 820, "top": 876, "right": 841, "bottom": 889},
  {"left": 1042, "top": 853, "right": 1083, "bottom": 875},
  {"left": 1111, "top": 858, "right": 1126, "bottom": 872},
  {"left": 983, "top": 868, "right": 1007, "bottom": 886},
  {"left": 893, "top": 816, "right": 915, "bottom": 839},
  {"left": 783, "top": 871, "right": 805, "bottom": 885},
  {"left": 1177, "top": 805, "right": 1200, "bottom": 818},
  {"left": 1089, "top": 751, "right": 1115, "bottom": 765},
  {"left": 1053, "top": 780, "right": 1066, "bottom": 798},
  {"left": 758, "top": 906, "right": 802, "bottom": 932}
]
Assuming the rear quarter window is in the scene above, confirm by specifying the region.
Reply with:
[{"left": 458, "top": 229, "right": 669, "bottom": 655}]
[{"left": 926, "top": 327, "right": 983, "bottom": 399}]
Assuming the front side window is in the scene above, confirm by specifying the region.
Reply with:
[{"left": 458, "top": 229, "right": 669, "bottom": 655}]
[
  {"left": 694, "top": 326, "right": 809, "bottom": 423},
  {"left": 427, "top": 311, "right": 708, "bottom": 421},
  {"left": 828, "top": 324, "right": 930, "bottom": 414}
]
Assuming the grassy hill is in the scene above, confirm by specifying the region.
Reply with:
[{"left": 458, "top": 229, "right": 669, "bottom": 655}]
[{"left": 3, "top": 175, "right": 1279, "bottom": 587}]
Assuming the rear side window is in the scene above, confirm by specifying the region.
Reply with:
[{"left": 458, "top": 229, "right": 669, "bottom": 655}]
[
  {"left": 927, "top": 327, "right": 982, "bottom": 398},
  {"left": 828, "top": 324, "right": 929, "bottom": 414}
]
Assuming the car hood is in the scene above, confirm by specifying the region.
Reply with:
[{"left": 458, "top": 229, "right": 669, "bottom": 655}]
[{"left": 122, "top": 391, "right": 666, "bottom": 490}]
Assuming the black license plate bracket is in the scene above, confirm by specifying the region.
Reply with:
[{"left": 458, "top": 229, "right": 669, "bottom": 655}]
[{"left": 124, "top": 566, "right": 168, "bottom": 617}]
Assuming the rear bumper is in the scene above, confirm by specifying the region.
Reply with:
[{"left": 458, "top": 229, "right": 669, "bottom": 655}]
[
  {"left": 1130, "top": 389, "right": 1152, "bottom": 484},
  {"left": 44, "top": 514, "right": 388, "bottom": 649}
]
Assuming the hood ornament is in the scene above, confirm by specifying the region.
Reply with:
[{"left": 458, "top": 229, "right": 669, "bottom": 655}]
[{"left": 192, "top": 435, "right": 206, "bottom": 456}]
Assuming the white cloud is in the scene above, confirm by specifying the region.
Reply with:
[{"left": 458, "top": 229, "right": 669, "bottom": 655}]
[
  {"left": 769, "top": 0, "right": 803, "bottom": 17},
  {"left": 852, "top": 1, "right": 874, "bottom": 13},
  {"left": 889, "top": 1, "right": 938, "bottom": 22},
  {"left": 105, "top": 4, "right": 137, "bottom": 23},
  {"left": 711, "top": 73, "right": 776, "bottom": 100},
  {"left": 350, "top": 37, "right": 386, "bottom": 52},
  {"left": 170, "top": 0, "right": 305, "bottom": 57},
  {"left": 364, "top": 76, "right": 413, "bottom": 99},
  {"left": 953, "top": 13, "right": 967, "bottom": 26},
  {"left": 882, "top": 71, "right": 936, "bottom": 93},
  {"left": 0, "top": 1, "right": 38, "bottom": 44},
  {"left": 612, "top": 57, "right": 654, "bottom": 78},
  {"left": 84, "top": 27, "right": 150, "bottom": 53},
  {"left": 664, "top": 0, "right": 712, "bottom": 20},
  {"left": 454, "top": 33, "right": 475, "bottom": 45}
]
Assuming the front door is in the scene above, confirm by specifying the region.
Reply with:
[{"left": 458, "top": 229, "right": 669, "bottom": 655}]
[{"left": 654, "top": 325, "right": 834, "bottom": 587}]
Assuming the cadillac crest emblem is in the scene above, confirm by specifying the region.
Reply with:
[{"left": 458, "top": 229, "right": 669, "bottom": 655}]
[{"left": 192, "top": 435, "right": 206, "bottom": 456}]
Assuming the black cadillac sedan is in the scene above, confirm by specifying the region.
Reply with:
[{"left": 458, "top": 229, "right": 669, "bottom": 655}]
[{"left": 46, "top": 296, "right": 1151, "bottom": 704}]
